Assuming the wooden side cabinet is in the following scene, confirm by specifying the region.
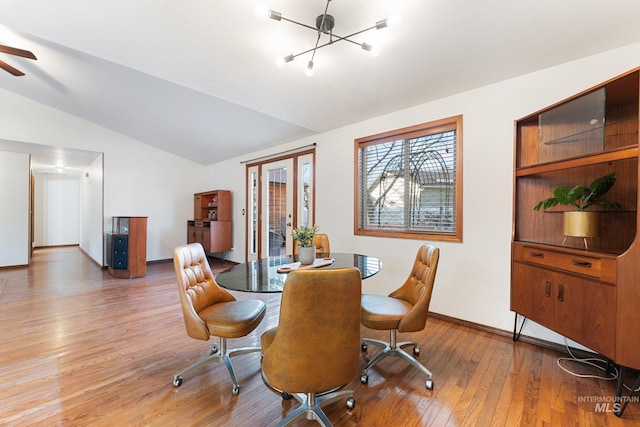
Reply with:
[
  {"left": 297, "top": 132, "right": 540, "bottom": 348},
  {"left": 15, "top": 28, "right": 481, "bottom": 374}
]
[
  {"left": 187, "top": 190, "right": 232, "bottom": 253},
  {"left": 511, "top": 68, "right": 639, "bottom": 370},
  {"left": 512, "top": 260, "right": 616, "bottom": 357},
  {"left": 108, "top": 216, "right": 147, "bottom": 278}
]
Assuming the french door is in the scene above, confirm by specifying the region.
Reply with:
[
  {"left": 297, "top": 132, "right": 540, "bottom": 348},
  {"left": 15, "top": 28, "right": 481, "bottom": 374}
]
[{"left": 245, "top": 152, "right": 314, "bottom": 261}]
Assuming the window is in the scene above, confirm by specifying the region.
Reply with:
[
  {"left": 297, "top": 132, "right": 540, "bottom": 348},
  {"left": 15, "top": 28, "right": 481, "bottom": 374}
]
[{"left": 355, "top": 115, "right": 462, "bottom": 242}]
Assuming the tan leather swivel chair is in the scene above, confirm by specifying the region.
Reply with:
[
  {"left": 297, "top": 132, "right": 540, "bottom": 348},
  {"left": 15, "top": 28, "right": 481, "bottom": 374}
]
[
  {"left": 360, "top": 243, "right": 439, "bottom": 390},
  {"left": 292, "top": 233, "right": 330, "bottom": 255},
  {"left": 172, "top": 243, "right": 266, "bottom": 395},
  {"left": 261, "top": 267, "right": 361, "bottom": 426},
  {"left": 312, "top": 233, "right": 330, "bottom": 255}
]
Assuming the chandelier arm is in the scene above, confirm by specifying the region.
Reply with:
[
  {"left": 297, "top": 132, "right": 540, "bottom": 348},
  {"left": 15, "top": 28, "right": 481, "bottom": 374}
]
[
  {"left": 326, "top": 24, "right": 378, "bottom": 43},
  {"left": 309, "top": 0, "right": 331, "bottom": 63},
  {"left": 288, "top": 39, "right": 339, "bottom": 61},
  {"left": 274, "top": 0, "right": 388, "bottom": 68},
  {"left": 279, "top": 17, "right": 378, "bottom": 43},
  {"left": 309, "top": 33, "right": 322, "bottom": 63},
  {"left": 280, "top": 16, "right": 322, "bottom": 33}
]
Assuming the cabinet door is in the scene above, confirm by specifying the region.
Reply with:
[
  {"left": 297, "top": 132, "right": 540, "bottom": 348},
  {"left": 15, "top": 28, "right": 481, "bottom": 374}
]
[
  {"left": 194, "top": 194, "right": 202, "bottom": 219},
  {"left": 201, "top": 227, "right": 211, "bottom": 252},
  {"left": 512, "top": 263, "right": 554, "bottom": 327},
  {"left": 209, "top": 221, "right": 232, "bottom": 252},
  {"left": 187, "top": 225, "right": 196, "bottom": 244},
  {"left": 554, "top": 273, "right": 615, "bottom": 358}
]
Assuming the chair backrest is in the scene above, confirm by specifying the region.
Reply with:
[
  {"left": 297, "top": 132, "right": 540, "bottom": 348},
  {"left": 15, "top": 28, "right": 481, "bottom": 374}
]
[
  {"left": 312, "top": 233, "right": 331, "bottom": 254},
  {"left": 173, "top": 243, "right": 236, "bottom": 341},
  {"left": 261, "top": 267, "right": 362, "bottom": 393},
  {"left": 390, "top": 243, "right": 440, "bottom": 333},
  {"left": 292, "top": 233, "right": 330, "bottom": 255}
]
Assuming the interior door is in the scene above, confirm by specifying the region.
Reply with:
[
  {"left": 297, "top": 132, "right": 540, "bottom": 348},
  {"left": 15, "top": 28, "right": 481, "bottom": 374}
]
[
  {"left": 296, "top": 153, "right": 314, "bottom": 229},
  {"left": 246, "top": 165, "right": 260, "bottom": 261},
  {"left": 261, "top": 159, "right": 294, "bottom": 259}
]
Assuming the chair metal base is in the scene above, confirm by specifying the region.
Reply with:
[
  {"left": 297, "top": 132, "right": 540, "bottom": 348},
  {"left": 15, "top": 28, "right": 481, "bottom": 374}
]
[
  {"left": 172, "top": 337, "right": 261, "bottom": 395},
  {"left": 361, "top": 329, "right": 434, "bottom": 389},
  {"left": 276, "top": 390, "right": 355, "bottom": 427}
]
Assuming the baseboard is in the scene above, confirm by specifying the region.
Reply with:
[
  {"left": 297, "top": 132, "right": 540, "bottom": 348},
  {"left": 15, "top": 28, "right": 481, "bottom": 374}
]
[
  {"left": 33, "top": 244, "right": 79, "bottom": 249},
  {"left": 77, "top": 246, "right": 105, "bottom": 269},
  {"left": 428, "top": 311, "right": 600, "bottom": 360},
  {"left": 147, "top": 258, "right": 171, "bottom": 265}
]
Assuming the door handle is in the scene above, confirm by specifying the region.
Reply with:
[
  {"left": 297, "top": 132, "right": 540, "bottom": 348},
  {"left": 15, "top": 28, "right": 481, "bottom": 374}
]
[
  {"left": 545, "top": 280, "right": 551, "bottom": 297},
  {"left": 571, "top": 259, "right": 592, "bottom": 268},
  {"left": 557, "top": 284, "right": 564, "bottom": 302}
]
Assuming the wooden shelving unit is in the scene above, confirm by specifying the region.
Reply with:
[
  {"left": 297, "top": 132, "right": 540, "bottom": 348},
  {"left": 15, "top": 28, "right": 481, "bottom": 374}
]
[
  {"left": 511, "top": 68, "right": 640, "bottom": 373},
  {"left": 187, "top": 190, "right": 232, "bottom": 253}
]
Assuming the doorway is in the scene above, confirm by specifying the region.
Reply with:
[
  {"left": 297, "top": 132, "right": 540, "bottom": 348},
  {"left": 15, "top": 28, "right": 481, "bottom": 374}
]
[{"left": 245, "top": 150, "right": 315, "bottom": 261}]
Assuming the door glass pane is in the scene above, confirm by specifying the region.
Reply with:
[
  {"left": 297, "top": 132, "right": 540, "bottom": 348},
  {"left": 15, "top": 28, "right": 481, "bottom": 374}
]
[
  {"left": 268, "top": 167, "right": 287, "bottom": 257},
  {"left": 249, "top": 169, "right": 258, "bottom": 256},
  {"left": 298, "top": 154, "right": 314, "bottom": 228}
]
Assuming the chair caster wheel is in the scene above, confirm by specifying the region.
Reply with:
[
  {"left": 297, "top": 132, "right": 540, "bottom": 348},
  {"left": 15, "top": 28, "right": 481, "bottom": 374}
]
[
  {"left": 232, "top": 385, "right": 240, "bottom": 395},
  {"left": 360, "top": 372, "right": 369, "bottom": 384},
  {"left": 211, "top": 344, "right": 219, "bottom": 354},
  {"left": 173, "top": 376, "right": 183, "bottom": 387},
  {"left": 361, "top": 342, "right": 368, "bottom": 352},
  {"left": 282, "top": 391, "right": 292, "bottom": 400},
  {"left": 346, "top": 397, "right": 356, "bottom": 409},
  {"left": 426, "top": 379, "right": 434, "bottom": 390},
  {"left": 413, "top": 346, "right": 420, "bottom": 355}
]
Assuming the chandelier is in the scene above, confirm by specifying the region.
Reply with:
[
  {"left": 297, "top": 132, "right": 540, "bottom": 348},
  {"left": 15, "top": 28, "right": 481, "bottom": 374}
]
[{"left": 256, "top": 0, "right": 400, "bottom": 76}]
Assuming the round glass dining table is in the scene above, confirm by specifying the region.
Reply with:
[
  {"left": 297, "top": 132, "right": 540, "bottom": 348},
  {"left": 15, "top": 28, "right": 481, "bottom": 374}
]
[{"left": 216, "top": 252, "right": 382, "bottom": 292}]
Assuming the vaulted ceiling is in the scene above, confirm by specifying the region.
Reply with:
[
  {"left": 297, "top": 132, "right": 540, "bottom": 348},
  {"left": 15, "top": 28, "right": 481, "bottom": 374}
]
[{"left": 1, "top": 0, "right": 639, "bottom": 169}]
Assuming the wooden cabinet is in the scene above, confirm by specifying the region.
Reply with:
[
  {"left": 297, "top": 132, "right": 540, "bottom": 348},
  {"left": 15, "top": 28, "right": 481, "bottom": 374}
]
[
  {"left": 188, "top": 190, "right": 232, "bottom": 253},
  {"left": 511, "top": 68, "right": 640, "bottom": 369},
  {"left": 512, "top": 258, "right": 616, "bottom": 357},
  {"left": 108, "top": 216, "right": 147, "bottom": 278}
]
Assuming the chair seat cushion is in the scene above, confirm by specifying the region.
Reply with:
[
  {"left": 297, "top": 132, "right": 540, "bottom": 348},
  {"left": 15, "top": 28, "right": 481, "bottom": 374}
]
[
  {"left": 260, "top": 327, "right": 277, "bottom": 351},
  {"left": 200, "top": 299, "right": 266, "bottom": 338},
  {"left": 361, "top": 294, "right": 412, "bottom": 330}
]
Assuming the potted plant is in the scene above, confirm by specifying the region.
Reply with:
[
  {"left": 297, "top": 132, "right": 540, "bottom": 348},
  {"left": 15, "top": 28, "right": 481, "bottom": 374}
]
[
  {"left": 292, "top": 224, "right": 319, "bottom": 264},
  {"left": 533, "top": 172, "right": 623, "bottom": 248}
]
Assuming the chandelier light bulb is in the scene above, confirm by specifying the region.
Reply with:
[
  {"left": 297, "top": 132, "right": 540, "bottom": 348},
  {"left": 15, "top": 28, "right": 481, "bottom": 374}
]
[
  {"left": 255, "top": 3, "right": 270, "bottom": 21},
  {"left": 387, "top": 12, "right": 402, "bottom": 28},
  {"left": 304, "top": 61, "right": 314, "bottom": 77},
  {"left": 275, "top": 54, "right": 295, "bottom": 67},
  {"left": 361, "top": 43, "right": 381, "bottom": 57}
]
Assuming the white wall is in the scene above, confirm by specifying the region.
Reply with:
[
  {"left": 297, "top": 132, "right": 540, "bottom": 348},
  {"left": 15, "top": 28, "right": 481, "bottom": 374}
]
[
  {"left": 0, "top": 90, "right": 207, "bottom": 265},
  {"left": 33, "top": 173, "right": 80, "bottom": 247},
  {"left": 0, "top": 151, "right": 30, "bottom": 267},
  {"left": 1, "top": 42, "right": 638, "bottom": 344},
  {"left": 80, "top": 155, "right": 104, "bottom": 263},
  {"left": 205, "top": 43, "right": 640, "bottom": 347}
]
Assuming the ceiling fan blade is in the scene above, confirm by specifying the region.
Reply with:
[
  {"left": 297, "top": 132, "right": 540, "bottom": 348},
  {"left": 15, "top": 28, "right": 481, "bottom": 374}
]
[
  {"left": 0, "top": 59, "right": 25, "bottom": 76},
  {"left": 0, "top": 45, "right": 37, "bottom": 60}
]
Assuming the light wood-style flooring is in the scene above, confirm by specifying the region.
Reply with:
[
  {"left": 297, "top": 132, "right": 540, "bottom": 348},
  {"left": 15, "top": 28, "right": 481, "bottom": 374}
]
[{"left": 0, "top": 247, "right": 638, "bottom": 426}]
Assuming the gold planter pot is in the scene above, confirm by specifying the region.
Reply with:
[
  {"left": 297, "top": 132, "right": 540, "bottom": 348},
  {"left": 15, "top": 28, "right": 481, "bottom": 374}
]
[{"left": 562, "top": 211, "right": 599, "bottom": 249}]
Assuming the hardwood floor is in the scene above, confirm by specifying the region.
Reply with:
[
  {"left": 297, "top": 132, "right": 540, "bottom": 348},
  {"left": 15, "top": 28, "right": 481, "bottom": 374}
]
[{"left": 0, "top": 247, "right": 638, "bottom": 426}]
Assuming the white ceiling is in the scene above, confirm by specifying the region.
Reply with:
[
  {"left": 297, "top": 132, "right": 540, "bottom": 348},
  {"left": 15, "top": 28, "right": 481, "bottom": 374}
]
[{"left": 1, "top": 0, "right": 640, "bottom": 169}]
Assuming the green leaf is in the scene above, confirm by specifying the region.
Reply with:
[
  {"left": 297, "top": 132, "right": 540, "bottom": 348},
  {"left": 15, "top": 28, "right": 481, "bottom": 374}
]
[{"left": 533, "top": 172, "right": 623, "bottom": 211}]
